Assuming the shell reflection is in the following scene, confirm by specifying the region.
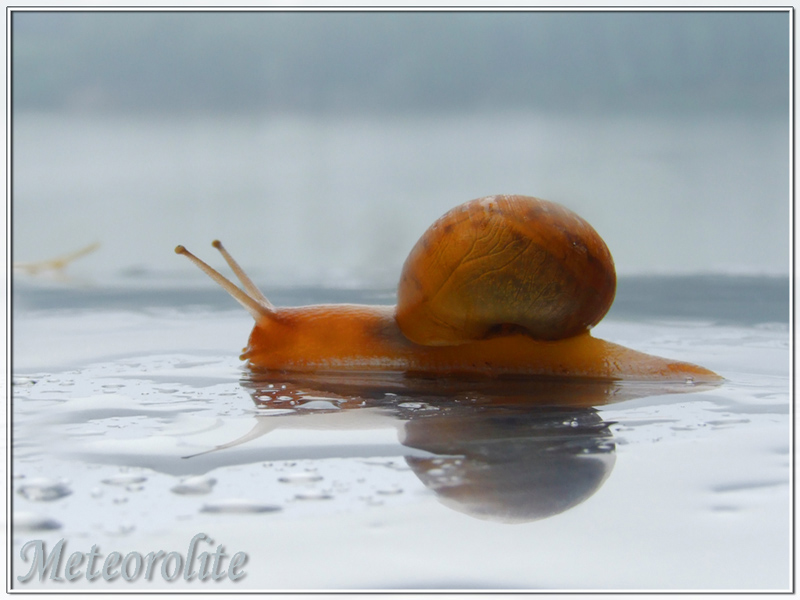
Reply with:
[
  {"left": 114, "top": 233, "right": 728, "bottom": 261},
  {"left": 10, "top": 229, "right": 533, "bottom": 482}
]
[
  {"left": 198, "top": 373, "right": 714, "bottom": 523},
  {"left": 401, "top": 409, "right": 615, "bottom": 523}
]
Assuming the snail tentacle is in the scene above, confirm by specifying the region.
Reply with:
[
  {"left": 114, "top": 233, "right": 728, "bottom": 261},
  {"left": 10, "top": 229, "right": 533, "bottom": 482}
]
[
  {"left": 175, "top": 245, "right": 273, "bottom": 321},
  {"left": 211, "top": 240, "right": 274, "bottom": 310}
]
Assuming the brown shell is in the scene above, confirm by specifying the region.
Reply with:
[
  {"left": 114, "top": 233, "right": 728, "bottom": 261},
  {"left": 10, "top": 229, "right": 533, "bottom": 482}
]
[{"left": 395, "top": 195, "right": 616, "bottom": 346}]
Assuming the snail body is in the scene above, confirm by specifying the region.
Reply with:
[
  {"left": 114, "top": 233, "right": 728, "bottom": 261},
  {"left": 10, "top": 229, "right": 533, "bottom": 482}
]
[{"left": 176, "top": 195, "right": 720, "bottom": 382}]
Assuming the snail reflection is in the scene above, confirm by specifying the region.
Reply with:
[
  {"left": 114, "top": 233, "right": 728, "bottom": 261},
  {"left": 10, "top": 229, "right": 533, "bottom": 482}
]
[{"left": 195, "top": 374, "right": 713, "bottom": 524}]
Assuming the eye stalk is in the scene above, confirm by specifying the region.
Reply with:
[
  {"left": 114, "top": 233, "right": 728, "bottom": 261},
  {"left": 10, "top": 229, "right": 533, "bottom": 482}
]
[{"left": 175, "top": 243, "right": 272, "bottom": 321}]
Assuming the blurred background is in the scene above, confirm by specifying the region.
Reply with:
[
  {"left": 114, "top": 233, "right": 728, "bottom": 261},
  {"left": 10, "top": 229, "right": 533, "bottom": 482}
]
[{"left": 11, "top": 10, "right": 790, "bottom": 288}]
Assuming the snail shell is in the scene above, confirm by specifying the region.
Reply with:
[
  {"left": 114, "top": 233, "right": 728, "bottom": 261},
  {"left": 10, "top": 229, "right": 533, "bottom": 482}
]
[{"left": 395, "top": 195, "right": 616, "bottom": 346}]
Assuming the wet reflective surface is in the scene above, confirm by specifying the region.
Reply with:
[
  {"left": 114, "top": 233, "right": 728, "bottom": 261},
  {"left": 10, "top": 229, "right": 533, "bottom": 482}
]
[{"left": 10, "top": 277, "right": 790, "bottom": 590}]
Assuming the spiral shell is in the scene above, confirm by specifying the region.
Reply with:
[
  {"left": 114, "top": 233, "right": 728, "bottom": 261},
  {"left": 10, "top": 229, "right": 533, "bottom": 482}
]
[{"left": 395, "top": 195, "right": 616, "bottom": 346}]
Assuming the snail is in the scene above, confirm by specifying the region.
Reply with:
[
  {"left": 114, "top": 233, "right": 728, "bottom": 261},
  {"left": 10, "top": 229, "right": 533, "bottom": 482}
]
[{"left": 176, "top": 194, "right": 720, "bottom": 382}]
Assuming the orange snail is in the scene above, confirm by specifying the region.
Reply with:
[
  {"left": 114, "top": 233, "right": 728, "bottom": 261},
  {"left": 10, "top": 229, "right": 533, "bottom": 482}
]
[{"left": 176, "top": 195, "right": 721, "bottom": 382}]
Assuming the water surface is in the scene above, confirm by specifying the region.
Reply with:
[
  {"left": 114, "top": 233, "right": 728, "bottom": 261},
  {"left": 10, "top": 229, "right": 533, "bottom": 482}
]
[{"left": 11, "top": 274, "right": 790, "bottom": 590}]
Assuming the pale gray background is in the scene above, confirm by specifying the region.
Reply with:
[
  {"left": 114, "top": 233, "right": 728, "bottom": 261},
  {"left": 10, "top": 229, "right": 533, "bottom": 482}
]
[{"left": 12, "top": 10, "right": 790, "bottom": 286}]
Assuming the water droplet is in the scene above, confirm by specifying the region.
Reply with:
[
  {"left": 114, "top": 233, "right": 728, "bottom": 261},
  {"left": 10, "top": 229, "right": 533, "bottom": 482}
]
[
  {"left": 298, "top": 400, "right": 340, "bottom": 410},
  {"left": 362, "top": 460, "right": 398, "bottom": 469},
  {"left": 101, "top": 475, "right": 147, "bottom": 486},
  {"left": 685, "top": 377, "right": 695, "bottom": 385},
  {"left": 398, "top": 402, "right": 424, "bottom": 409},
  {"left": 90, "top": 487, "right": 104, "bottom": 499},
  {"left": 112, "top": 497, "right": 129, "bottom": 505},
  {"left": 278, "top": 473, "right": 323, "bottom": 485},
  {"left": 294, "top": 491, "right": 333, "bottom": 501},
  {"left": 171, "top": 475, "right": 217, "bottom": 495},
  {"left": 107, "top": 523, "right": 136, "bottom": 536},
  {"left": 105, "top": 523, "right": 136, "bottom": 537},
  {"left": 121, "top": 523, "right": 135, "bottom": 534},
  {"left": 17, "top": 478, "right": 72, "bottom": 502},
  {"left": 15, "top": 512, "right": 62, "bottom": 531},
  {"left": 376, "top": 487, "right": 403, "bottom": 496},
  {"left": 200, "top": 499, "right": 282, "bottom": 514}
]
